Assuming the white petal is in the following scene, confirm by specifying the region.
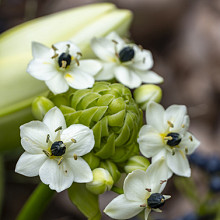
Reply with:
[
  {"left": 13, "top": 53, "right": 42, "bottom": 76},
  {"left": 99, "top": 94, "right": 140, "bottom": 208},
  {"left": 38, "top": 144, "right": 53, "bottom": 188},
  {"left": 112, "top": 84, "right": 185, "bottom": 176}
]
[
  {"left": 151, "top": 149, "right": 173, "bottom": 180},
  {"left": 180, "top": 132, "right": 200, "bottom": 155},
  {"left": 136, "top": 70, "right": 164, "bottom": 84},
  {"left": 104, "top": 194, "right": 143, "bottom": 220},
  {"left": 165, "top": 105, "right": 187, "bottom": 132},
  {"left": 132, "top": 47, "right": 153, "bottom": 71},
  {"left": 27, "top": 59, "right": 57, "bottom": 81},
  {"left": 91, "top": 37, "right": 115, "bottom": 61},
  {"left": 146, "top": 102, "right": 168, "bottom": 133},
  {"left": 145, "top": 158, "right": 171, "bottom": 193},
  {"left": 167, "top": 150, "right": 191, "bottom": 177},
  {"left": 138, "top": 125, "right": 165, "bottom": 158},
  {"left": 21, "top": 137, "right": 47, "bottom": 154},
  {"left": 77, "top": 59, "right": 102, "bottom": 76},
  {"left": 94, "top": 62, "right": 115, "bottom": 80},
  {"left": 43, "top": 107, "right": 66, "bottom": 141},
  {"left": 145, "top": 208, "right": 151, "bottom": 220},
  {"left": 32, "top": 42, "right": 52, "bottom": 59},
  {"left": 45, "top": 73, "right": 69, "bottom": 95},
  {"left": 66, "top": 157, "right": 93, "bottom": 183},
  {"left": 39, "top": 159, "right": 74, "bottom": 192},
  {"left": 20, "top": 121, "right": 49, "bottom": 152},
  {"left": 15, "top": 152, "right": 46, "bottom": 177},
  {"left": 106, "top": 32, "right": 125, "bottom": 45},
  {"left": 124, "top": 170, "right": 149, "bottom": 202},
  {"left": 164, "top": 195, "right": 171, "bottom": 200},
  {"left": 53, "top": 41, "right": 80, "bottom": 57},
  {"left": 65, "top": 70, "right": 94, "bottom": 89},
  {"left": 152, "top": 148, "right": 167, "bottom": 163},
  {"left": 114, "top": 66, "right": 141, "bottom": 89},
  {"left": 61, "top": 124, "right": 95, "bottom": 156}
]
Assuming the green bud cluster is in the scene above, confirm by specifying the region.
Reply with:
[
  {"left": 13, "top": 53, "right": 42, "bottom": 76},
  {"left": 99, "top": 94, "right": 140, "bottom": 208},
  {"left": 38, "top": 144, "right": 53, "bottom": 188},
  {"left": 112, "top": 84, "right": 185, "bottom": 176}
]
[{"left": 48, "top": 82, "right": 143, "bottom": 164}]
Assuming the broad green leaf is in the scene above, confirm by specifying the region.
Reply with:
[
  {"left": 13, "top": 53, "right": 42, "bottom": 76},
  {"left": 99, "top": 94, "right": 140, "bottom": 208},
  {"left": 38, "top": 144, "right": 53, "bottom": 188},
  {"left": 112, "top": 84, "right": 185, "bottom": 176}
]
[{"left": 68, "top": 183, "right": 101, "bottom": 220}]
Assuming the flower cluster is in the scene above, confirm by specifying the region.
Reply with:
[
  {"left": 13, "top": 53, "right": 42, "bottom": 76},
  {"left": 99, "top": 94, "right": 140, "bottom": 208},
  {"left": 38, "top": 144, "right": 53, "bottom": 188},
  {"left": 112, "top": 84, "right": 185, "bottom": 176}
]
[{"left": 15, "top": 32, "right": 200, "bottom": 220}]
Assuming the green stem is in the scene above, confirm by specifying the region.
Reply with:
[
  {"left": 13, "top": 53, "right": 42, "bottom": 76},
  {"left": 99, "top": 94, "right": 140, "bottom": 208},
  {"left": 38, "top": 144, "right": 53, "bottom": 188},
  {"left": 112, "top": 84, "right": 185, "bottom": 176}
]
[
  {"left": 0, "top": 156, "right": 4, "bottom": 217},
  {"left": 16, "top": 183, "right": 55, "bottom": 220},
  {"left": 111, "top": 186, "right": 124, "bottom": 194}
]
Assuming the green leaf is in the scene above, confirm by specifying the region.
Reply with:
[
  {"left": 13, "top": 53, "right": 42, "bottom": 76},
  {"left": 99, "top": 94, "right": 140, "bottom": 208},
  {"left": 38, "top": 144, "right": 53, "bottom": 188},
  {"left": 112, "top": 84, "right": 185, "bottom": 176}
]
[
  {"left": 0, "top": 156, "right": 4, "bottom": 216},
  {"left": 174, "top": 176, "right": 200, "bottom": 208},
  {"left": 68, "top": 183, "right": 101, "bottom": 220},
  {"left": 17, "top": 183, "right": 55, "bottom": 220}
]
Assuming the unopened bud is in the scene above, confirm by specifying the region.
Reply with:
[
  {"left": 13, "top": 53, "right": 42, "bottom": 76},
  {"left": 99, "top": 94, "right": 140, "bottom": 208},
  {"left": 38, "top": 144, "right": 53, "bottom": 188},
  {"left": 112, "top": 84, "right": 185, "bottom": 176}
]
[
  {"left": 124, "top": 155, "right": 150, "bottom": 173},
  {"left": 83, "top": 152, "right": 100, "bottom": 170},
  {"left": 32, "top": 96, "right": 54, "bottom": 120},
  {"left": 86, "top": 168, "right": 113, "bottom": 195},
  {"left": 100, "top": 160, "right": 121, "bottom": 183},
  {"left": 134, "top": 85, "right": 162, "bottom": 110}
]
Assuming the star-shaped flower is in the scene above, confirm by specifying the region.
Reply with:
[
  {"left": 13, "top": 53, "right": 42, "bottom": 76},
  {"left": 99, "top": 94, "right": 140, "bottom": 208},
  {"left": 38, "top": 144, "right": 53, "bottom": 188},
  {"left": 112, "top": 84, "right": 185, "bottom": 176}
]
[
  {"left": 27, "top": 41, "right": 102, "bottom": 94},
  {"left": 15, "top": 107, "right": 95, "bottom": 192},
  {"left": 138, "top": 102, "right": 200, "bottom": 177},
  {"left": 91, "top": 32, "right": 163, "bottom": 89},
  {"left": 104, "top": 159, "right": 171, "bottom": 220}
]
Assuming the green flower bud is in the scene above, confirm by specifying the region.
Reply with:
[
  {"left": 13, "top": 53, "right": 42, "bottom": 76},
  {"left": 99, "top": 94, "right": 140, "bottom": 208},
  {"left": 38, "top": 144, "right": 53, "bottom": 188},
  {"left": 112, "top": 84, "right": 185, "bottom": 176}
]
[
  {"left": 32, "top": 96, "right": 54, "bottom": 120},
  {"left": 86, "top": 168, "right": 113, "bottom": 195},
  {"left": 83, "top": 152, "right": 100, "bottom": 170},
  {"left": 49, "top": 82, "right": 143, "bottom": 164},
  {"left": 124, "top": 155, "right": 150, "bottom": 173},
  {"left": 100, "top": 160, "right": 121, "bottom": 183},
  {"left": 133, "top": 84, "right": 162, "bottom": 110}
]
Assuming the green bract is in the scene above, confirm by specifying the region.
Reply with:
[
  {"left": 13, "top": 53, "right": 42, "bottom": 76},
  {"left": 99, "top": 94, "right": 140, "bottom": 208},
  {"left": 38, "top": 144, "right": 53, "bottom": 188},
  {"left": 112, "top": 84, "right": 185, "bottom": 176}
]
[{"left": 49, "top": 82, "right": 143, "bottom": 164}]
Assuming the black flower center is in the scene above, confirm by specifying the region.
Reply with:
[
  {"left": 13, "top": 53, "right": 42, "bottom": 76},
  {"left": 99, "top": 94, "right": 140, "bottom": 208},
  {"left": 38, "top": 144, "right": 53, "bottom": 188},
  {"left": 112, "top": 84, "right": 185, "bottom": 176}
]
[
  {"left": 147, "top": 193, "right": 165, "bottom": 209},
  {"left": 166, "top": 132, "right": 182, "bottom": 146},
  {"left": 51, "top": 141, "right": 66, "bottom": 156},
  {"left": 119, "top": 46, "right": 135, "bottom": 62},
  {"left": 58, "top": 53, "right": 71, "bottom": 68}
]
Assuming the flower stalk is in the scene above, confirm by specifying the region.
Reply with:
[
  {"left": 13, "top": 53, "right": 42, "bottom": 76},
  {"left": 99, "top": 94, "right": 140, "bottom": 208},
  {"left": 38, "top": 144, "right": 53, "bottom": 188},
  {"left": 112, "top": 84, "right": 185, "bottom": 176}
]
[{"left": 16, "top": 183, "right": 55, "bottom": 220}]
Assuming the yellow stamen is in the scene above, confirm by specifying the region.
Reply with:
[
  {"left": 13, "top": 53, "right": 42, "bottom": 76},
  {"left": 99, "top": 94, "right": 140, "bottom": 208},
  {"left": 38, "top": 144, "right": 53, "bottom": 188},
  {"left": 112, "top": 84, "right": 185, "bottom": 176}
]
[
  {"left": 43, "top": 150, "right": 51, "bottom": 157},
  {"left": 167, "top": 121, "right": 174, "bottom": 128},
  {"left": 71, "top": 138, "right": 76, "bottom": 143},
  {"left": 164, "top": 136, "right": 173, "bottom": 141},
  {"left": 58, "top": 157, "right": 64, "bottom": 165},
  {"left": 51, "top": 53, "right": 58, "bottom": 59},
  {"left": 61, "top": 60, "right": 67, "bottom": 68}
]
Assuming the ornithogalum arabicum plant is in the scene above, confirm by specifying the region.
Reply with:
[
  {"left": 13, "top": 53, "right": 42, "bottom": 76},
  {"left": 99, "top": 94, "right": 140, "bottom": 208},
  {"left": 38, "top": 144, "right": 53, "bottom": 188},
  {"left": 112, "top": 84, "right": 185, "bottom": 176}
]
[{"left": 0, "top": 3, "right": 202, "bottom": 220}]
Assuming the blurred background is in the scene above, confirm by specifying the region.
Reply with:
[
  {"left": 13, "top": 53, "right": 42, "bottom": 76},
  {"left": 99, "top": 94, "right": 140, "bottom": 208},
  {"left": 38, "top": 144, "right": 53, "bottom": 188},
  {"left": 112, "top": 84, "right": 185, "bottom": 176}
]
[{"left": 0, "top": 0, "right": 220, "bottom": 219}]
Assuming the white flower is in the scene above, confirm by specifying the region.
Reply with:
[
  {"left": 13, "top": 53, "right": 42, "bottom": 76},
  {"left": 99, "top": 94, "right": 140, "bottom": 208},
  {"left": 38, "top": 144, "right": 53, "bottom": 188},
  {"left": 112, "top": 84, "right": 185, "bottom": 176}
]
[
  {"left": 138, "top": 102, "right": 200, "bottom": 177},
  {"left": 15, "top": 107, "right": 95, "bottom": 192},
  {"left": 27, "top": 41, "right": 102, "bottom": 94},
  {"left": 104, "top": 159, "right": 171, "bottom": 220},
  {"left": 91, "top": 32, "right": 163, "bottom": 89}
]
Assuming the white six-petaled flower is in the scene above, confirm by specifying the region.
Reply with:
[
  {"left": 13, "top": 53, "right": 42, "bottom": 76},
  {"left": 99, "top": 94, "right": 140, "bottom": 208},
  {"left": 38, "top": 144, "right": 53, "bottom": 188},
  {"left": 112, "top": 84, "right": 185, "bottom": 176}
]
[
  {"left": 91, "top": 32, "right": 163, "bottom": 89},
  {"left": 138, "top": 102, "right": 200, "bottom": 178},
  {"left": 27, "top": 41, "right": 102, "bottom": 94},
  {"left": 15, "top": 107, "right": 95, "bottom": 192},
  {"left": 104, "top": 159, "right": 171, "bottom": 220}
]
